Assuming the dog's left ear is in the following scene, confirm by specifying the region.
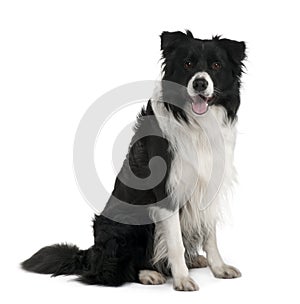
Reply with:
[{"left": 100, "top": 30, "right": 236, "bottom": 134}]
[{"left": 218, "top": 39, "right": 246, "bottom": 64}]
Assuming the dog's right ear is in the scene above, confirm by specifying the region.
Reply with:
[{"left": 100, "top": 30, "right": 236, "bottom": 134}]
[{"left": 160, "top": 31, "right": 190, "bottom": 57}]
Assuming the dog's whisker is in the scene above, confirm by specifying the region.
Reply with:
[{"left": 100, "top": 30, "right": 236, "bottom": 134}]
[{"left": 214, "top": 87, "right": 222, "bottom": 94}]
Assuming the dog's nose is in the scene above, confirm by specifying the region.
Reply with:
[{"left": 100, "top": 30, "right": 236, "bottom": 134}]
[{"left": 192, "top": 78, "right": 208, "bottom": 92}]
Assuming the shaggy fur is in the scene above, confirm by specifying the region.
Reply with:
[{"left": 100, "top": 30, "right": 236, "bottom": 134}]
[{"left": 21, "top": 30, "right": 246, "bottom": 290}]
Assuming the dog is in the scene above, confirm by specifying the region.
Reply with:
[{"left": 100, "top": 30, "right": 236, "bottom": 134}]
[{"left": 22, "top": 30, "right": 246, "bottom": 291}]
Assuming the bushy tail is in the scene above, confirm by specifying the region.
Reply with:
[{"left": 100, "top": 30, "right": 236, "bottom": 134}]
[{"left": 21, "top": 244, "right": 89, "bottom": 276}]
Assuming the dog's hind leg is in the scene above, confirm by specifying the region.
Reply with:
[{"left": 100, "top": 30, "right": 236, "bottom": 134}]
[
  {"left": 187, "top": 255, "right": 208, "bottom": 269},
  {"left": 139, "top": 270, "right": 166, "bottom": 285}
]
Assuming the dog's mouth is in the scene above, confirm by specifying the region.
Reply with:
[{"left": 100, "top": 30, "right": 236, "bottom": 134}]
[{"left": 190, "top": 94, "right": 214, "bottom": 115}]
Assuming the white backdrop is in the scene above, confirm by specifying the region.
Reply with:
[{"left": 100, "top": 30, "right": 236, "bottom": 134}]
[{"left": 1, "top": 0, "right": 300, "bottom": 303}]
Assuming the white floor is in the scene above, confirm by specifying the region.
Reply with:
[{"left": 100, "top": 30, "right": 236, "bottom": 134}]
[{"left": 4, "top": 208, "right": 299, "bottom": 304}]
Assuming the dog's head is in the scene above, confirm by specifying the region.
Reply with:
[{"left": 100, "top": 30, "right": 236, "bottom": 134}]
[{"left": 160, "top": 30, "right": 246, "bottom": 121}]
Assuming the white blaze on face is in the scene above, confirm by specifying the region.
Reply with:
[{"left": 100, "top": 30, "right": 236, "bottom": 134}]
[
  {"left": 187, "top": 72, "right": 214, "bottom": 97},
  {"left": 187, "top": 72, "right": 214, "bottom": 115}
]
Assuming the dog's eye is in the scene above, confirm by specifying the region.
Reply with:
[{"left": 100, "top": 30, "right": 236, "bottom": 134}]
[
  {"left": 184, "top": 61, "right": 193, "bottom": 69},
  {"left": 211, "top": 62, "right": 222, "bottom": 70}
]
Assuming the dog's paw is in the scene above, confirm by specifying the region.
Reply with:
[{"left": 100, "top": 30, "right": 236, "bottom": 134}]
[
  {"left": 139, "top": 270, "right": 166, "bottom": 285},
  {"left": 173, "top": 276, "right": 199, "bottom": 291},
  {"left": 211, "top": 264, "right": 241, "bottom": 279},
  {"left": 188, "top": 255, "right": 208, "bottom": 269}
]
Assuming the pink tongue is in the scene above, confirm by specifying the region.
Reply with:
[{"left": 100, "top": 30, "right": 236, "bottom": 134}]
[{"left": 192, "top": 99, "right": 208, "bottom": 115}]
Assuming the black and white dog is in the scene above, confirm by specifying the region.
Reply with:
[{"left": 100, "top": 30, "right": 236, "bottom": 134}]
[{"left": 22, "top": 30, "right": 246, "bottom": 291}]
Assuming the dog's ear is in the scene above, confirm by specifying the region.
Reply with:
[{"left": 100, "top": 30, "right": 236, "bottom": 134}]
[
  {"left": 160, "top": 30, "right": 192, "bottom": 57},
  {"left": 218, "top": 38, "right": 246, "bottom": 64}
]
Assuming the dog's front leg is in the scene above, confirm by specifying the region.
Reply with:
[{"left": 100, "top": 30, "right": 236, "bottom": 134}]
[
  {"left": 154, "top": 208, "right": 199, "bottom": 291},
  {"left": 203, "top": 226, "right": 241, "bottom": 279}
]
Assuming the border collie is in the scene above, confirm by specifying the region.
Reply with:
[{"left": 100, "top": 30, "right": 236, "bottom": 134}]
[{"left": 22, "top": 30, "right": 246, "bottom": 291}]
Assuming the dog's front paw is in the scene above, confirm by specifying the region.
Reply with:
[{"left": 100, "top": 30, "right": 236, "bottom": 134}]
[
  {"left": 211, "top": 264, "right": 241, "bottom": 279},
  {"left": 173, "top": 276, "right": 199, "bottom": 291}
]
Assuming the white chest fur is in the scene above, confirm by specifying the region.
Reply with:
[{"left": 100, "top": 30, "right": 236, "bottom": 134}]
[{"left": 151, "top": 101, "right": 237, "bottom": 251}]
